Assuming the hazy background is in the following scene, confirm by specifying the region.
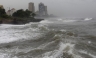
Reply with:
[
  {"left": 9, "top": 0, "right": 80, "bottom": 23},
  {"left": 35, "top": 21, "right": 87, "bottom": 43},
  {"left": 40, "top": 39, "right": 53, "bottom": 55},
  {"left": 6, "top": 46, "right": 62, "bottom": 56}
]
[{"left": 0, "top": 0, "right": 96, "bottom": 18}]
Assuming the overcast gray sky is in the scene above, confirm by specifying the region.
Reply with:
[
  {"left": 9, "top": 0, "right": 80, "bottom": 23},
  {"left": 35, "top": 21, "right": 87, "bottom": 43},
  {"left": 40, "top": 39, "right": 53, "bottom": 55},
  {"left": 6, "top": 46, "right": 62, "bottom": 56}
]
[{"left": 0, "top": 0, "right": 96, "bottom": 17}]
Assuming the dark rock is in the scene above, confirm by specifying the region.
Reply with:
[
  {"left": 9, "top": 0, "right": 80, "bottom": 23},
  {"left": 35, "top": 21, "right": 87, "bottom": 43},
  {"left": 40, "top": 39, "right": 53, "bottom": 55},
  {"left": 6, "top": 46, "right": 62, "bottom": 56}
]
[
  {"left": 12, "top": 18, "right": 18, "bottom": 24},
  {"left": 0, "top": 18, "right": 44, "bottom": 25},
  {"left": 0, "top": 20, "right": 2, "bottom": 24},
  {"left": 31, "top": 19, "right": 44, "bottom": 22}
]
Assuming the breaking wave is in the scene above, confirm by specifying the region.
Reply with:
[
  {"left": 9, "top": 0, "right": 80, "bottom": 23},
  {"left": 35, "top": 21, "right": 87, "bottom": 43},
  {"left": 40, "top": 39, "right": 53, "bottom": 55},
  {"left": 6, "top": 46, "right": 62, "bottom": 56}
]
[
  {"left": 84, "top": 18, "right": 93, "bottom": 21},
  {"left": 40, "top": 20, "right": 53, "bottom": 24},
  {"left": 63, "top": 20, "right": 77, "bottom": 22},
  {"left": 0, "top": 17, "right": 95, "bottom": 58},
  {"left": 57, "top": 18, "right": 77, "bottom": 23},
  {"left": 39, "top": 17, "right": 93, "bottom": 24}
]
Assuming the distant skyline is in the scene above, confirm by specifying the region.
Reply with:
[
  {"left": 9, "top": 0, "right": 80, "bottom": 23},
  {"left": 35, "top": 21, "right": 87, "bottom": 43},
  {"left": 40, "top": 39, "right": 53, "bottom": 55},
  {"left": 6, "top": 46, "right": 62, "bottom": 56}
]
[{"left": 0, "top": 0, "right": 96, "bottom": 18}]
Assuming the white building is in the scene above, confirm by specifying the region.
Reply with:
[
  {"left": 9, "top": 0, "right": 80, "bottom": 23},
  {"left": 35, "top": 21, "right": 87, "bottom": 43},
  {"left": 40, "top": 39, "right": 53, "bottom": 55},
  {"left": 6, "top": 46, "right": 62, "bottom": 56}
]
[{"left": 7, "top": 8, "right": 16, "bottom": 16}]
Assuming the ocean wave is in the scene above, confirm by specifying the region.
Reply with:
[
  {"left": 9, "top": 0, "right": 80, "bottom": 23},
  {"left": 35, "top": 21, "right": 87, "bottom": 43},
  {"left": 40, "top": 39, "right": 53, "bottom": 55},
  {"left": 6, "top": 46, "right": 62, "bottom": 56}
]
[
  {"left": 79, "top": 50, "right": 96, "bottom": 58},
  {"left": 42, "top": 42, "right": 82, "bottom": 58},
  {"left": 57, "top": 18, "right": 77, "bottom": 23},
  {"left": 40, "top": 20, "right": 53, "bottom": 24},
  {"left": 57, "top": 19, "right": 63, "bottom": 21},
  {"left": 0, "top": 23, "right": 47, "bottom": 44},
  {"left": 0, "top": 20, "right": 95, "bottom": 58},
  {"left": 84, "top": 18, "right": 92, "bottom": 21},
  {"left": 63, "top": 20, "right": 77, "bottom": 23}
]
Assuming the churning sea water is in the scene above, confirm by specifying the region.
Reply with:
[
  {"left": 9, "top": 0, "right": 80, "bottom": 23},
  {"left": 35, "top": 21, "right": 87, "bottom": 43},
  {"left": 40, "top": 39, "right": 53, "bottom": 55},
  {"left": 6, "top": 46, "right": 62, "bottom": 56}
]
[{"left": 0, "top": 17, "right": 96, "bottom": 58}]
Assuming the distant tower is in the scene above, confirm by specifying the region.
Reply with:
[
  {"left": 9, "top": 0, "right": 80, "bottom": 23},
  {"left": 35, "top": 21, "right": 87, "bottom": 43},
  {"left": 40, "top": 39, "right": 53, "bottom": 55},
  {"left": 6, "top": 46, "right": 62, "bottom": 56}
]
[
  {"left": 44, "top": 6, "right": 48, "bottom": 15},
  {"left": 39, "top": 3, "right": 45, "bottom": 16},
  {"left": 28, "top": 2, "right": 35, "bottom": 12}
]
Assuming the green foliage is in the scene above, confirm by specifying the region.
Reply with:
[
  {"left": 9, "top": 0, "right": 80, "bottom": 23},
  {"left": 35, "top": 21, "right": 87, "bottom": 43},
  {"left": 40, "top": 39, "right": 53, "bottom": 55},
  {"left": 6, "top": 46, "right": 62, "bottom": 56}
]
[
  {"left": 31, "top": 13, "right": 36, "bottom": 18},
  {"left": 12, "top": 9, "right": 35, "bottom": 18},
  {"left": 25, "top": 9, "right": 32, "bottom": 17},
  {"left": 12, "top": 9, "right": 25, "bottom": 18},
  {"left": 1, "top": 14, "right": 9, "bottom": 18},
  {"left": 0, "top": 7, "right": 6, "bottom": 15},
  {"left": 0, "top": 7, "right": 9, "bottom": 18}
]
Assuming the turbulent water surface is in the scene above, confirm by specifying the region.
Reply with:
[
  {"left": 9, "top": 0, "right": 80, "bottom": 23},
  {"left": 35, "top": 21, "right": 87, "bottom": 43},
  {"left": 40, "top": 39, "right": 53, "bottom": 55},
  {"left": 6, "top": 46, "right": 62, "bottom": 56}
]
[{"left": 0, "top": 17, "right": 96, "bottom": 58}]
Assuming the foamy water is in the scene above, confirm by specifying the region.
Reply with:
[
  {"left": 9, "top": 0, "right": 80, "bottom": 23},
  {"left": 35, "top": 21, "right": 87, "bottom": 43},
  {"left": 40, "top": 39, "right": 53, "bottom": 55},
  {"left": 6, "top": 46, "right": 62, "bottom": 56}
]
[
  {"left": 0, "top": 17, "right": 96, "bottom": 58},
  {"left": 0, "top": 23, "right": 43, "bottom": 44},
  {"left": 84, "top": 18, "right": 92, "bottom": 21},
  {"left": 40, "top": 18, "right": 92, "bottom": 24}
]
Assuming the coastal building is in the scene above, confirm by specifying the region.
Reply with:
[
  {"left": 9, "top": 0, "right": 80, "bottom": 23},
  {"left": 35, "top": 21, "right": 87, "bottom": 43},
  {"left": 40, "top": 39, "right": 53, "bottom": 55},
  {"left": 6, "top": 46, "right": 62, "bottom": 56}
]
[
  {"left": 0, "top": 5, "right": 4, "bottom": 9},
  {"left": 44, "top": 6, "right": 48, "bottom": 15},
  {"left": 39, "top": 3, "right": 45, "bottom": 16},
  {"left": 28, "top": 2, "right": 35, "bottom": 12},
  {"left": 7, "top": 8, "right": 16, "bottom": 16},
  {"left": 38, "top": 3, "right": 48, "bottom": 16}
]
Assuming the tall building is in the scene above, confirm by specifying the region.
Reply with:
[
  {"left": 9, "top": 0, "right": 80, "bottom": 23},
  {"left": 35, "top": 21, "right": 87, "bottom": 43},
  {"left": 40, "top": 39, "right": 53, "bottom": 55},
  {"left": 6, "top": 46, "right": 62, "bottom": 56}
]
[
  {"left": 38, "top": 3, "right": 48, "bottom": 16},
  {"left": 0, "top": 5, "right": 4, "bottom": 9},
  {"left": 28, "top": 2, "right": 35, "bottom": 12},
  {"left": 39, "top": 3, "right": 45, "bottom": 16},
  {"left": 44, "top": 6, "right": 48, "bottom": 15}
]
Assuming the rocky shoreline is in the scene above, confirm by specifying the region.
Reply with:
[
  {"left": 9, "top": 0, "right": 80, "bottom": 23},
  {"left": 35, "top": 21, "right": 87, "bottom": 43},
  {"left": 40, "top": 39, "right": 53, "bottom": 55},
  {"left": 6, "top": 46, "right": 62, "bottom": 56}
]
[{"left": 0, "top": 18, "right": 44, "bottom": 24}]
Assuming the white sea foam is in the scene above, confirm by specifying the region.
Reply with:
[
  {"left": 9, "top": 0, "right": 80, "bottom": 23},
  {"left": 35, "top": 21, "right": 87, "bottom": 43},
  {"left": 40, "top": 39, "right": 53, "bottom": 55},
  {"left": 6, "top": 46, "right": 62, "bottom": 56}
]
[
  {"left": 88, "top": 41, "right": 91, "bottom": 44},
  {"left": 40, "top": 20, "right": 53, "bottom": 23},
  {"left": 0, "top": 53, "right": 9, "bottom": 58},
  {"left": 57, "top": 18, "right": 78, "bottom": 23},
  {"left": 42, "top": 43, "right": 82, "bottom": 58},
  {"left": 60, "top": 29, "right": 66, "bottom": 32},
  {"left": 79, "top": 50, "right": 96, "bottom": 58},
  {"left": 84, "top": 18, "right": 92, "bottom": 21},
  {"left": 0, "top": 24, "right": 25, "bottom": 29},
  {"left": 0, "top": 53, "right": 18, "bottom": 58},
  {"left": 63, "top": 20, "right": 77, "bottom": 22},
  {"left": 53, "top": 43, "right": 74, "bottom": 58},
  {"left": 57, "top": 19, "right": 63, "bottom": 21},
  {"left": 0, "top": 24, "right": 43, "bottom": 44}
]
